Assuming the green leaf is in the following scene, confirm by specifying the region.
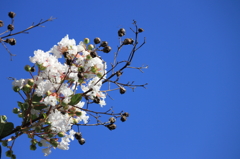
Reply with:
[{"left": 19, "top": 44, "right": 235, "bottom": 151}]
[
  {"left": 43, "top": 113, "right": 47, "bottom": 119},
  {"left": 69, "top": 94, "right": 82, "bottom": 106},
  {"left": 33, "top": 104, "right": 47, "bottom": 110},
  {"left": 0, "top": 122, "right": 14, "bottom": 138},
  {"left": 32, "top": 95, "right": 42, "bottom": 103}
]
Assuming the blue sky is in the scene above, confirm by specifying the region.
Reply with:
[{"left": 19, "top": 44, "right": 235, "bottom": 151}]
[{"left": 0, "top": 0, "right": 240, "bottom": 159}]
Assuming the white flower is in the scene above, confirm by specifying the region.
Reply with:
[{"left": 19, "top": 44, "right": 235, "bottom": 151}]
[
  {"left": 42, "top": 148, "right": 51, "bottom": 156},
  {"left": 48, "top": 109, "right": 72, "bottom": 133},
  {"left": 12, "top": 79, "right": 25, "bottom": 89},
  {"left": 43, "top": 96, "right": 57, "bottom": 106}
]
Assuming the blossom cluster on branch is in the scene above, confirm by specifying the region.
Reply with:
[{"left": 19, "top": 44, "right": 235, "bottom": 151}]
[{"left": 0, "top": 11, "right": 147, "bottom": 159}]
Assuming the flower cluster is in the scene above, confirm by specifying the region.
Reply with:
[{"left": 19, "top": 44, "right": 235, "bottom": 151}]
[{"left": 11, "top": 35, "right": 108, "bottom": 156}]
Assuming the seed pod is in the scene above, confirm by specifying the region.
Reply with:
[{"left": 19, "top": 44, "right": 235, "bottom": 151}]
[
  {"left": 77, "top": 72, "right": 84, "bottom": 79},
  {"left": 78, "top": 138, "right": 85, "bottom": 145},
  {"left": 109, "top": 117, "right": 116, "bottom": 123},
  {"left": 123, "top": 112, "right": 130, "bottom": 117},
  {"left": 116, "top": 71, "right": 122, "bottom": 77},
  {"left": 118, "top": 28, "right": 126, "bottom": 37},
  {"left": 6, "top": 38, "right": 16, "bottom": 45},
  {"left": 138, "top": 28, "right": 144, "bottom": 33},
  {"left": 31, "top": 66, "right": 35, "bottom": 72},
  {"left": 0, "top": 20, "right": 3, "bottom": 27},
  {"left": 90, "top": 51, "right": 97, "bottom": 58},
  {"left": 94, "top": 37, "right": 101, "bottom": 44},
  {"left": 74, "top": 132, "right": 82, "bottom": 140},
  {"left": 120, "top": 116, "right": 127, "bottom": 122},
  {"left": 106, "top": 124, "right": 117, "bottom": 131},
  {"left": 63, "top": 51, "right": 68, "bottom": 58},
  {"left": 123, "top": 38, "right": 134, "bottom": 45},
  {"left": 120, "top": 87, "right": 126, "bottom": 94},
  {"left": 100, "top": 41, "right": 108, "bottom": 47},
  {"left": 102, "top": 46, "right": 111, "bottom": 53},
  {"left": 7, "top": 24, "right": 14, "bottom": 31},
  {"left": 93, "top": 96, "right": 100, "bottom": 104},
  {"left": 8, "top": 12, "right": 16, "bottom": 18}
]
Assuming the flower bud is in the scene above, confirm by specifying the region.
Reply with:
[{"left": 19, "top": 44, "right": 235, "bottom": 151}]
[
  {"left": 12, "top": 108, "right": 20, "bottom": 114},
  {"left": 11, "top": 154, "right": 16, "bottom": 159},
  {"left": 30, "top": 144, "right": 37, "bottom": 150},
  {"left": 138, "top": 28, "right": 144, "bottom": 32},
  {"left": 94, "top": 37, "right": 101, "bottom": 44},
  {"left": 90, "top": 51, "right": 97, "bottom": 58},
  {"left": 78, "top": 138, "right": 85, "bottom": 145},
  {"left": 84, "top": 38, "right": 90, "bottom": 44},
  {"left": 74, "top": 132, "right": 82, "bottom": 140},
  {"left": 50, "top": 139, "right": 58, "bottom": 147},
  {"left": 76, "top": 111, "right": 82, "bottom": 116},
  {"left": 91, "top": 66, "right": 97, "bottom": 73},
  {"left": 24, "top": 65, "right": 31, "bottom": 72},
  {"left": 88, "top": 44, "right": 94, "bottom": 50},
  {"left": 109, "top": 117, "right": 116, "bottom": 123},
  {"left": 0, "top": 20, "right": 4, "bottom": 27},
  {"left": 100, "top": 41, "right": 108, "bottom": 47},
  {"left": 73, "top": 118, "right": 78, "bottom": 124},
  {"left": 58, "top": 132, "right": 65, "bottom": 137},
  {"left": 7, "top": 24, "right": 14, "bottom": 31},
  {"left": 2, "top": 115, "right": 7, "bottom": 121},
  {"left": 37, "top": 142, "right": 43, "bottom": 147},
  {"left": 118, "top": 28, "right": 126, "bottom": 37},
  {"left": 123, "top": 112, "right": 130, "bottom": 117},
  {"left": 28, "top": 79, "right": 34, "bottom": 86},
  {"left": 38, "top": 64, "right": 46, "bottom": 70},
  {"left": 48, "top": 133, "right": 54, "bottom": 138},
  {"left": 31, "top": 139, "right": 37, "bottom": 145},
  {"left": 96, "top": 73, "right": 102, "bottom": 78},
  {"left": 8, "top": 12, "right": 16, "bottom": 18},
  {"left": 18, "top": 113, "right": 23, "bottom": 118},
  {"left": 120, "top": 116, "right": 127, "bottom": 122},
  {"left": 13, "top": 86, "right": 20, "bottom": 92},
  {"left": 23, "top": 84, "right": 31, "bottom": 93},
  {"left": 5, "top": 150, "right": 13, "bottom": 157},
  {"left": 120, "top": 87, "right": 126, "bottom": 94},
  {"left": 106, "top": 124, "right": 117, "bottom": 131},
  {"left": 102, "top": 46, "right": 111, "bottom": 53},
  {"left": 2, "top": 140, "right": 8, "bottom": 147}
]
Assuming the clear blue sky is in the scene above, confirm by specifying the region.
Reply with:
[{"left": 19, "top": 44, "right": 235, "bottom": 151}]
[{"left": 0, "top": 0, "right": 240, "bottom": 159}]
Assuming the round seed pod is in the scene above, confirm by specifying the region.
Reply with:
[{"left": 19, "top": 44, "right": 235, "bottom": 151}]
[
  {"left": 7, "top": 24, "right": 14, "bottom": 31},
  {"left": 118, "top": 28, "right": 126, "bottom": 37},
  {"left": 8, "top": 12, "right": 16, "bottom": 18},
  {"left": 78, "top": 138, "right": 85, "bottom": 145},
  {"left": 94, "top": 37, "right": 101, "bottom": 44},
  {"left": 102, "top": 46, "right": 111, "bottom": 53},
  {"left": 100, "top": 41, "right": 108, "bottom": 47},
  {"left": 138, "top": 28, "right": 144, "bottom": 33},
  {"left": 106, "top": 124, "right": 117, "bottom": 131},
  {"left": 0, "top": 20, "right": 4, "bottom": 27}
]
